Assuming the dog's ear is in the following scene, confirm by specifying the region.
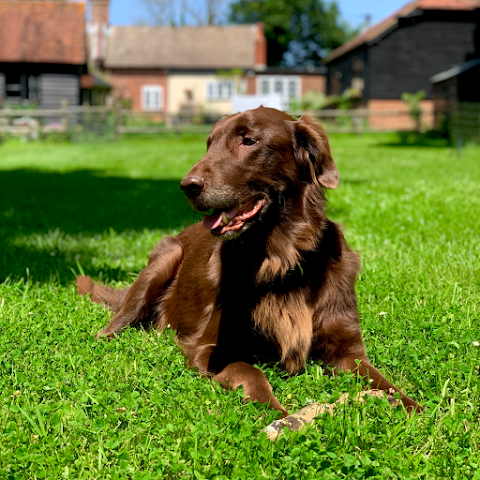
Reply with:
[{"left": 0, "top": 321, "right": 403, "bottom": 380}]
[{"left": 292, "top": 114, "right": 339, "bottom": 189}]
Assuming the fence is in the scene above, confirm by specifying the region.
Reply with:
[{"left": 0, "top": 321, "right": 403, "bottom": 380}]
[
  {"left": 288, "top": 109, "right": 415, "bottom": 133},
  {"left": 0, "top": 106, "right": 432, "bottom": 139},
  {"left": 449, "top": 102, "right": 480, "bottom": 148},
  {"left": 0, "top": 107, "right": 212, "bottom": 139}
]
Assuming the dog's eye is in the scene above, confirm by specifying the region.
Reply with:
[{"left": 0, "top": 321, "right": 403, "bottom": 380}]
[{"left": 242, "top": 137, "right": 256, "bottom": 146}]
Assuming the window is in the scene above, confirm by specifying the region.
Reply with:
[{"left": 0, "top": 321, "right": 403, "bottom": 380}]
[
  {"left": 256, "top": 76, "right": 301, "bottom": 109},
  {"left": 141, "top": 85, "right": 163, "bottom": 111},
  {"left": 5, "top": 72, "right": 22, "bottom": 103},
  {"left": 206, "top": 81, "right": 235, "bottom": 100},
  {"left": 351, "top": 58, "right": 365, "bottom": 93},
  {"left": 260, "top": 80, "right": 269, "bottom": 95},
  {"left": 288, "top": 80, "right": 298, "bottom": 99},
  {"left": 28, "top": 75, "right": 39, "bottom": 102}
]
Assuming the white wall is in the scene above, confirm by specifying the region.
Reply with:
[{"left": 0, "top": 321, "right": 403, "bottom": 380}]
[{"left": 167, "top": 73, "right": 234, "bottom": 115}]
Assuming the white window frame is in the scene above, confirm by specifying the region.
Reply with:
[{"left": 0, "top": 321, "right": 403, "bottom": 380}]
[
  {"left": 206, "top": 80, "right": 235, "bottom": 100},
  {"left": 256, "top": 75, "right": 301, "bottom": 109},
  {"left": 141, "top": 84, "right": 163, "bottom": 111}
]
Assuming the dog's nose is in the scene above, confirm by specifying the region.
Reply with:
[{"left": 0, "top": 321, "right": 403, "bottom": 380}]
[{"left": 180, "top": 175, "right": 205, "bottom": 198}]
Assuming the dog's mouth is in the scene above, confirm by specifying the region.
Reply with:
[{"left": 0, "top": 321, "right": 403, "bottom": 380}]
[{"left": 201, "top": 197, "right": 266, "bottom": 236}]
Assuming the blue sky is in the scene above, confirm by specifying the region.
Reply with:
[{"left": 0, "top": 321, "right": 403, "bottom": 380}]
[{"left": 109, "top": 0, "right": 408, "bottom": 28}]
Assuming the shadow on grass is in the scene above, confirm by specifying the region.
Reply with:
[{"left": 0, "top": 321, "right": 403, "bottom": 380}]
[
  {"left": 338, "top": 178, "right": 373, "bottom": 185},
  {"left": 376, "top": 131, "right": 452, "bottom": 148},
  {"left": 0, "top": 169, "right": 198, "bottom": 283}
]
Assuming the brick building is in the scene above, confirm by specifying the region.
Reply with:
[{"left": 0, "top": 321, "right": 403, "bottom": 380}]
[{"left": 88, "top": 0, "right": 326, "bottom": 114}]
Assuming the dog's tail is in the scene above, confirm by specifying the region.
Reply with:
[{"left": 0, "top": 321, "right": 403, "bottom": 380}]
[{"left": 76, "top": 275, "right": 130, "bottom": 313}]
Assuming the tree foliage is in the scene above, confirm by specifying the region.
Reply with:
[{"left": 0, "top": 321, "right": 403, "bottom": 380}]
[{"left": 229, "top": 0, "right": 354, "bottom": 66}]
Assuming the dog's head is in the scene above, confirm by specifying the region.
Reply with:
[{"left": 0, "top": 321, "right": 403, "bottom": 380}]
[{"left": 180, "top": 106, "right": 338, "bottom": 240}]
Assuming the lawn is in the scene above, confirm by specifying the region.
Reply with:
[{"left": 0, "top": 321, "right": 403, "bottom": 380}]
[{"left": 0, "top": 132, "right": 479, "bottom": 479}]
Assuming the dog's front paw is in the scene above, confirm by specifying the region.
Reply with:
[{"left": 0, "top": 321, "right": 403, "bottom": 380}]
[{"left": 95, "top": 328, "right": 116, "bottom": 341}]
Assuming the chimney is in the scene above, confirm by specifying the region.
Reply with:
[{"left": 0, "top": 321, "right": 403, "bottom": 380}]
[
  {"left": 88, "top": 0, "right": 109, "bottom": 65},
  {"left": 91, "top": 0, "right": 109, "bottom": 25},
  {"left": 255, "top": 22, "right": 267, "bottom": 70}
]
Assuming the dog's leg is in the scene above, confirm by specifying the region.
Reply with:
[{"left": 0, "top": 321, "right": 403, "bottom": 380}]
[
  {"left": 332, "top": 356, "right": 423, "bottom": 414},
  {"left": 312, "top": 314, "right": 422, "bottom": 413},
  {"left": 93, "top": 236, "right": 184, "bottom": 340},
  {"left": 214, "top": 362, "right": 288, "bottom": 417}
]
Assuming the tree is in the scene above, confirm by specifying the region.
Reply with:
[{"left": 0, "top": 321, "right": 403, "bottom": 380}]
[
  {"left": 139, "top": 0, "right": 228, "bottom": 26},
  {"left": 401, "top": 90, "right": 426, "bottom": 132},
  {"left": 229, "top": 0, "right": 354, "bottom": 66}
]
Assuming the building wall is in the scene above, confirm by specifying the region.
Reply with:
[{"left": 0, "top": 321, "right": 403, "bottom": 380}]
[
  {"left": 367, "top": 99, "right": 434, "bottom": 130},
  {"left": 368, "top": 11, "right": 478, "bottom": 99},
  {"left": 0, "top": 64, "right": 83, "bottom": 107},
  {"left": 301, "top": 74, "right": 326, "bottom": 96},
  {"left": 243, "top": 75, "right": 256, "bottom": 95},
  {"left": 39, "top": 74, "right": 79, "bottom": 108},
  {"left": 167, "top": 73, "right": 233, "bottom": 115},
  {"left": 107, "top": 70, "right": 326, "bottom": 114},
  {"left": 326, "top": 48, "right": 368, "bottom": 98},
  {"left": 108, "top": 69, "right": 167, "bottom": 111}
]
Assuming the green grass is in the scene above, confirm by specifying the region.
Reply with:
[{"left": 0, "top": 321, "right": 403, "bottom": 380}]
[{"left": 1, "top": 133, "right": 480, "bottom": 479}]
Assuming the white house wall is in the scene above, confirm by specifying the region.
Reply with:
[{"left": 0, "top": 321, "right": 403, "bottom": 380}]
[{"left": 167, "top": 73, "right": 233, "bottom": 115}]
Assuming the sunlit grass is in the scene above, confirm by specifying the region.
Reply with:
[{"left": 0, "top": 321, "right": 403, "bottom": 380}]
[{"left": 1, "top": 133, "right": 479, "bottom": 478}]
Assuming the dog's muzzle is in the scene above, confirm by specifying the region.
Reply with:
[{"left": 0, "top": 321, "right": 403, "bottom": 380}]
[{"left": 180, "top": 175, "right": 205, "bottom": 199}]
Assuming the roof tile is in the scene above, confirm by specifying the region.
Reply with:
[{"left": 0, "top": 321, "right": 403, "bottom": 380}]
[{"left": 0, "top": 0, "right": 86, "bottom": 64}]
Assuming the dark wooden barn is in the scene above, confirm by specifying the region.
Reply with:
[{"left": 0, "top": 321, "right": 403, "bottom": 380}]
[
  {"left": 324, "top": 0, "right": 480, "bottom": 129},
  {"left": 0, "top": 0, "right": 87, "bottom": 108},
  {"left": 431, "top": 56, "right": 480, "bottom": 104},
  {"left": 431, "top": 57, "right": 480, "bottom": 136}
]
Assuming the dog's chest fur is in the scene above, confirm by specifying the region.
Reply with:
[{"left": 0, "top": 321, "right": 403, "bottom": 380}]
[
  {"left": 170, "top": 222, "right": 341, "bottom": 375},
  {"left": 206, "top": 239, "right": 328, "bottom": 374}
]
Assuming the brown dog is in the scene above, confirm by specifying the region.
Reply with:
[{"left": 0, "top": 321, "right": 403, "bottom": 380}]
[{"left": 77, "top": 107, "right": 422, "bottom": 416}]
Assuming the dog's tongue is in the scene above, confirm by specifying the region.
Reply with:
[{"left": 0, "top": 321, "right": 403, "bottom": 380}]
[
  {"left": 203, "top": 206, "right": 238, "bottom": 231},
  {"left": 203, "top": 212, "right": 222, "bottom": 231}
]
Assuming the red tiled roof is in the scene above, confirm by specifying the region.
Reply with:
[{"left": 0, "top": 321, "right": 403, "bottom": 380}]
[
  {"left": 0, "top": 0, "right": 86, "bottom": 64},
  {"left": 325, "top": 0, "right": 480, "bottom": 63}
]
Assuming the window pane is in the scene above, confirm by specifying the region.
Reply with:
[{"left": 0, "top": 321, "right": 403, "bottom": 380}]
[
  {"left": 288, "top": 81, "right": 297, "bottom": 98},
  {"left": 274, "top": 80, "right": 283, "bottom": 94},
  {"left": 142, "top": 85, "right": 162, "bottom": 110},
  {"left": 261, "top": 80, "right": 269, "bottom": 94}
]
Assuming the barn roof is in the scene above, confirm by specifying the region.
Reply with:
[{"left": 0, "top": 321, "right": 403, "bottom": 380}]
[
  {"left": 0, "top": 0, "right": 86, "bottom": 65},
  {"left": 325, "top": 0, "right": 480, "bottom": 64},
  {"left": 104, "top": 24, "right": 260, "bottom": 70}
]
